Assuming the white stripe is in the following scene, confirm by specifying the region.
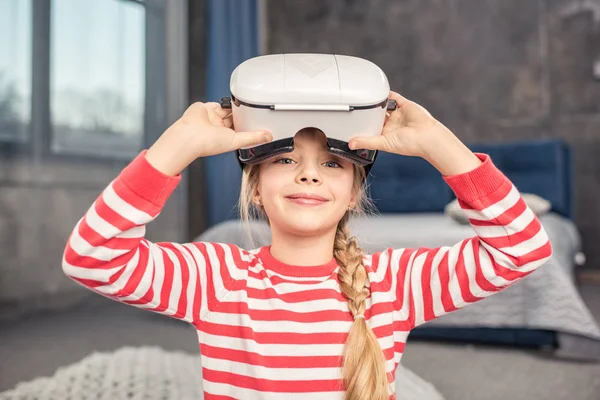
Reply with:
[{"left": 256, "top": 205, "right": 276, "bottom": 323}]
[
  {"left": 461, "top": 240, "right": 496, "bottom": 298},
  {"left": 85, "top": 205, "right": 119, "bottom": 239},
  {"left": 207, "top": 243, "right": 239, "bottom": 303},
  {"left": 245, "top": 293, "right": 350, "bottom": 312},
  {"left": 470, "top": 206, "right": 535, "bottom": 238},
  {"left": 203, "top": 354, "right": 342, "bottom": 380},
  {"left": 393, "top": 249, "right": 413, "bottom": 323},
  {"left": 445, "top": 243, "right": 466, "bottom": 314},
  {"left": 476, "top": 246, "right": 512, "bottom": 288},
  {"left": 85, "top": 201, "right": 146, "bottom": 242},
  {"left": 93, "top": 249, "right": 141, "bottom": 296},
  {"left": 200, "top": 331, "right": 346, "bottom": 356},
  {"left": 201, "top": 353, "right": 396, "bottom": 382},
  {"left": 393, "top": 330, "right": 410, "bottom": 363},
  {"left": 172, "top": 242, "right": 199, "bottom": 322},
  {"left": 462, "top": 185, "right": 520, "bottom": 221},
  {"left": 183, "top": 243, "right": 210, "bottom": 319},
  {"left": 120, "top": 247, "right": 155, "bottom": 302},
  {"left": 62, "top": 258, "right": 123, "bottom": 282},
  {"left": 408, "top": 251, "right": 427, "bottom": 326},
  {"left": 68, "top": 225, "right": 129, "bottom": 262},
  {"left": 199, "top": 328, "right": 394, "bottom": 358},
  {"left": 128, "top": 243, "right": 175, "bottom": 317},
  {"left": 369, "top": 253, "right": 389, "bottom": 283},
  {"left": 103, "top": 183, "right": 154, "bottom": 225},
  {"left": 499, "top": 229, "right": 550, "bottom": 260},
  {"left": 246, "top": 271, "right": 342, "bottom": 294},
  {"left": 153, "top": 247, "right": 183, "bottom": 317},
  {"left": 429, "top": 248, "right": 448, "bottom": 318},
  {"left": 116, "top": 225, "right": 145, "bottom": 238},
  {"left": 203, "top": 306, "right": 393, "bottom": 332}
]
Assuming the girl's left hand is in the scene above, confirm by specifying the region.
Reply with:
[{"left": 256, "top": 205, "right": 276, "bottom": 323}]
[
  {"left": 348, "top": 91, "right": 483, "bottom": 176},
  {"left": 348, "top": 91, "right": 452, "bottom": 159}
]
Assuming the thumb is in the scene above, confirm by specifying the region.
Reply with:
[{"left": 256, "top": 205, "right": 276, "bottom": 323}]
[
  {"left": 232, "top": 130, "right": 273, "bottom": 150},
  {"left": 348, "top": 135, "right": 390, "bottom": 151}
]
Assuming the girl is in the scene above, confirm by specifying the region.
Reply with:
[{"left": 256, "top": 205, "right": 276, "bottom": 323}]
[{"left": 62, "top": 91, "right": 552, "bottom": 400}]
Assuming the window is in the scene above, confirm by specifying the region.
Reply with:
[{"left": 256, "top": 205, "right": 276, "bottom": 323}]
[
  {"left": 50, "top": 0, "right": 145, "bottom": 158},
  {"left": 0, "top": 0, "right": 32, "bottom": 142}
]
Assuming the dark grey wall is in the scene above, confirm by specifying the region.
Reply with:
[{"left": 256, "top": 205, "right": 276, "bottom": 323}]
[{"left": 267, "top": 0, "right": 600, "bottom": 269}]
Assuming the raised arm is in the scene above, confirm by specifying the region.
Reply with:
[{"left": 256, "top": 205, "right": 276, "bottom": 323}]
[
  {"left": 62, "top": 102, "right": 272, "bottom": 324},
  {"left": 349, "top": 91, "right": 552, "bottom": 328}
]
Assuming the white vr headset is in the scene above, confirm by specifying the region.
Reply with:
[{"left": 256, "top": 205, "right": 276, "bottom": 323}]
[{"left": 220, "top": 54, "right": 396, "bottom": 173}]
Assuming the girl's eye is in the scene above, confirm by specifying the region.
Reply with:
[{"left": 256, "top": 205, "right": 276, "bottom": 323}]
[
  {"left": 276, "top": 157, "right": 294, "bottom": 164},
  {"left": 324, "top": 160, "right": 341, "bottom": 168}
]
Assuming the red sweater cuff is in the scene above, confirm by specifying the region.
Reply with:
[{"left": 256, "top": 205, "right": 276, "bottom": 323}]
[
  {"left": 119, "top": 150, "right": 182, "bottom": 206},
  {"left": 443, "top": 153, "right": 509, "bottom": 202}
]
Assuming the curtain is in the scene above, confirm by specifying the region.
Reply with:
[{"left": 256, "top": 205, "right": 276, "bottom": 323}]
[{"left": 204, "top": 0, "right": 260, "bottom": 226}]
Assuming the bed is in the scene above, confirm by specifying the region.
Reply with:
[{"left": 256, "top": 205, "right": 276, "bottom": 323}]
[{"left": 197, "top": 139, "right": 600, "bottom": 360}]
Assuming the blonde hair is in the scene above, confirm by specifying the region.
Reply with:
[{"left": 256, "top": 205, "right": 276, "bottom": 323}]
[{"left": 238, "top": 130, "right": 391, "bottom": 399}]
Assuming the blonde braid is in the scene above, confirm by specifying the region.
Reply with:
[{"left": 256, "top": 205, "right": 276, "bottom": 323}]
[{"left": 334, "top": 215, "right": 390, "bottom": 400}]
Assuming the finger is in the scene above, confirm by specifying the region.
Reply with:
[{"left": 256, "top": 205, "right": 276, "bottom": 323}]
[
  {"left": 389, "top": 91, "right": 432, "bottom": 120},
  {"left": 206, "top": 105, "right": 229, "bottom": 127},
  {"left": 348, "top": 135, "right": 390, "bottom": 151},
  {"left": 223, "top": 113, "right": 233, "bottom": 129},
  {"left": 232, "top": 130, "right": 273, "bottom": 150},
  {"left": 213, "top": 104, "right": 232, "bottom": 119},
  {"left": 386, "top": 105, "right": 406, "bottom": 125}
]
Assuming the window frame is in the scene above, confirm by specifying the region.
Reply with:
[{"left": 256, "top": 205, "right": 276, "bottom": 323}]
[{"left": 0, "top": 0, "right": 186, "bottom": 162}]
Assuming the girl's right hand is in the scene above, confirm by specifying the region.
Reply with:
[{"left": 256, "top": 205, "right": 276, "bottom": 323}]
[{"left": 145, "top": 102, "right": 272, "bottom": 176}]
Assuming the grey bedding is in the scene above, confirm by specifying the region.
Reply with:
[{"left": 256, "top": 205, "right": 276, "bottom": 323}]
[{"left": 197, "top": 212, "right": 600, "bottom": 360}]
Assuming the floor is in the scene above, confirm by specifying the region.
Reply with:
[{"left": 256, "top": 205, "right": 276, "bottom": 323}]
[{"left": 0, "top": 284, "right": 599, "bottom": 400}]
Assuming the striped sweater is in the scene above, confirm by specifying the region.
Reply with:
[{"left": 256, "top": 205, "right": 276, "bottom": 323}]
[{"left": 62, "top": 150, "right": 552, "bottom": 399}]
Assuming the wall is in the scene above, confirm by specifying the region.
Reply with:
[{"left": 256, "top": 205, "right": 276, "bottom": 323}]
[
  {"left": 0, "top": 156, "right": 184, "bottom": 320},
  {"left": 267, "top": 0, "right": 600, "bottom": 269}
]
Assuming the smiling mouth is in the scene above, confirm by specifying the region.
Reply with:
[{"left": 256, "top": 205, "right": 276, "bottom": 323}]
[{"left": 285, "top": 194, "right": 329, "bottom": 206}]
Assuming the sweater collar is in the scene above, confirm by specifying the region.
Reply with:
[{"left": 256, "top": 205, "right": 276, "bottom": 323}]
[{"left": 258, "top": 246, "right": 339, "bottom": 278}]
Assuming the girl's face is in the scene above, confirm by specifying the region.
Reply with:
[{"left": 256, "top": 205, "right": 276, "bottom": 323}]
[{"left": 256, "top": 130, "right": 357, "bottom": 236}]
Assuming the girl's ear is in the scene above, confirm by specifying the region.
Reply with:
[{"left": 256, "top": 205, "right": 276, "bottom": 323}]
[
  {"left": 348, "top": 190, "right": 357, "bottom": 210},
  {"left": 252, "top": 188, "right": 262, "bottom": 206}
]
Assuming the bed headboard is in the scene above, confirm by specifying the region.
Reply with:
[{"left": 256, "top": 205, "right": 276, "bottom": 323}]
[{"left": 367, "top": 139, "right": 573, "bottom": 219}]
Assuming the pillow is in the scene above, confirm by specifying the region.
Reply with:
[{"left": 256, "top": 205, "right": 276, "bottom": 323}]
[{"left": 445, "top": 193, "right": 551, "bottom": 224}]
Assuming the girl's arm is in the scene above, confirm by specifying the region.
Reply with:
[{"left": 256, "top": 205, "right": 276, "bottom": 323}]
[
  {"left": 387, "top": 151, "right": 551, "bottom": 328},
  {"left": 350, "top": 92, "right": 552, "bottom": 328},
  {"left": 62, "top": 102, "right": 272, "bottom": 325}
]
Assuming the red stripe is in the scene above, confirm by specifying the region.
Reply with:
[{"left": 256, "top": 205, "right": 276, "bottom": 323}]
[
  {"left": 199, "top": 321, "right": 350, "bottom": 345},
  {"left": 117, "top": 244, "right": 150, "bottom": 297},
  {"left": 247, "top": 267, "right": 333, "bottom": 285},
  {"left": 471, "top": 240, "right": 503, "bottom": 293},
  {"left": 245, "top": 284, "right": 346, "bottom": 303},
  {"left": 437, "top": 250, "right": 456, "bottom": 314},
  {"left": 204, "top": 394, "right": 237, "bottom": 400},
  {"left": 93, "top": 195, "right": 138, "bottom": 233},
  {"left": 395, "top": 248, "right": 415, "bottom": 313},
  {"left": 458, "top": 179, "right": 512, "bottom": 210},
  {"left": 201, "top": 344, "right": 344, "bottom": 368},
  {"left": 202, "top": 368, "right": 344, "bottom": 393},
  {"left": 420, "top": 248, "right": 440, "bottom": 323},
  {"left": 111, "top": 178, "right": 162, "bottom": 216},
  {"left": 454, "top": 241, "right": 484, "bottom": 304}
]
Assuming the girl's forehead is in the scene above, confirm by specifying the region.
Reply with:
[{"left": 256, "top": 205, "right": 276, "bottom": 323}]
[{"left": 293, "top": 129, "right": 328, "bottom": 149}]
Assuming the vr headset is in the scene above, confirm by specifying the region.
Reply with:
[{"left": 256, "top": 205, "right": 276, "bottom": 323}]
[{"left": 220, "top": 54, "right": 396, "bottom": 174}]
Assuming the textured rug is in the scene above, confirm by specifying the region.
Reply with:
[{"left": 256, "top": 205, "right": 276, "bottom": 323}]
[{"left": 0, "top": 346, "right": 445, "bottom": 399}]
